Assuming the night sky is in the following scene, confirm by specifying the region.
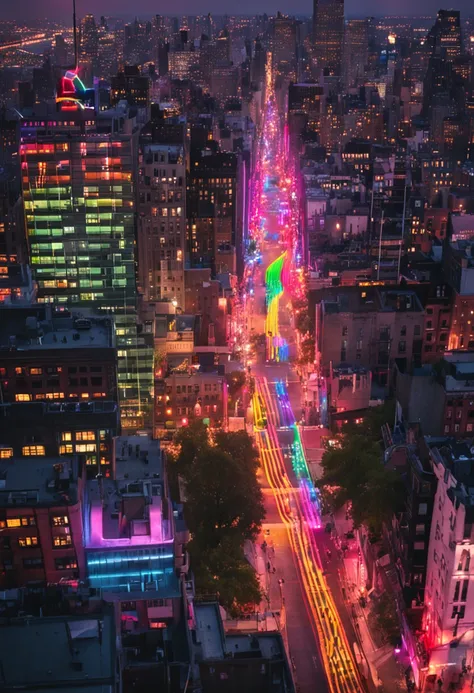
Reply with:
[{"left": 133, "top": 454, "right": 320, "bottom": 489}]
[{"left": 1, "top": 0, "right": 473, "bottom": 21}]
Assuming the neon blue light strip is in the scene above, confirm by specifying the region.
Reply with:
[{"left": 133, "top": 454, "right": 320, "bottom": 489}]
[
  {"left": 87, "top": 553, "right": 173, "bottom": 566},
  {"left": 89, "top": 569, "right": 168, "bottom": 580}
]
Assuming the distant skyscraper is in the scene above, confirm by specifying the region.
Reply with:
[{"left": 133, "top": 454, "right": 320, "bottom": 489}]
[
  {"left": 427, "top": 9, "right": 462, "bottom": 62},
  {"left": 423, "top": 10, "right": 463, "bottom": 120},
  {"left": 271, "top": 12, "right": 297, "bottom": 80},
  {"left": 313, "top": 0, "right": 345, "bottom": 77},
  {"left": 343, "top": 19, "right": 369, "bottom": 89},
  {"left": 80, "top": 14, "right": 99, "bottom": 70}
]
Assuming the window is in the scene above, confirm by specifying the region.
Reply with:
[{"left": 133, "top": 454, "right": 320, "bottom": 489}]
[
  {"left": 400, "top": 325, "right": 406, "bottom": 337},
  {"left": 16, "top": 394, "right": 32, "bottom": 402},
  {"left": 0, "top": 448, "right": 13, "bottom": 459},
  {"left": 75, "top": 444, "right": 96, "bottom": 453},
  {"left": 398, "top": 341, "right": 406, "bottom": 353},
  {"left": 15, "top": 367, "right": 25, "bottom": 376},
  {"left": 62, "top": 432, "right": 72, "bottom": 442},
  {"left": 461, "top": 579, "right": 469, "bottom": 602},
  {"left": 342, "top": 326, "right": 348, "bottom": 336},
  {"left": 419, "top": 503, "right": 428, "bottom": 516},
  {"left": 59, "top": 444, "right": 73, "bottom": 455},
  {"left": 51, "top": 515, "right": 69, "bottom": 526},
  {"left": 18, "top": 536, "right": 39, "bottom": 548},
  {"left": 22, "top": 445, "right": 45, "bottom": 456},
  {"left": 23, "top": 558, "right": 43, "bottom": 569},
  {"left": 55, "top": 557, "right": 77, "bottom": 570},
  {"left": 76, "top": 431, "right": 95, "bottom": 441},
  {"left": 415, "top": 524, "right": 425, "bottom": 535},
  {"left": 414, "top": 325, "right": 421, "bottom": 336},
  {"left": 454, "top": 580, "right": 461, "bottom": 601},
  {"left": 414, "top": 541, "right": 425, "bottom": 550},
  {"left": 53, "top": 533, "right": 72, "bottom": 547},
  {"left": 29, "top": 367, "right": 43, "bottom": 375},
  {"left": 7, "top": 517, "right": 35, "bottom": 528},
  {"left": 452, "top": 605, "right": 466, "bottom": 619}
]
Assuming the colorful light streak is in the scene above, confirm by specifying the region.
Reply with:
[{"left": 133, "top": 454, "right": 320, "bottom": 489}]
[
  {"left": 265, "top": 253, "right": 289, "bottom": 362},
  {"left": 255, "top": 377, "right": 366, "bottom": 693}
]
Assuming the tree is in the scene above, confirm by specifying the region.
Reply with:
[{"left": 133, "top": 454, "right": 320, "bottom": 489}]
[
  {"left": 298, "top": 336, "right": 315, "bottom": 364},
  {"left": 214, "top": 429, "right": 260, "bottom": 476},
  {"left": 342, "top": 399, "right": 395, "bottom": 442},
  {"left": 226, "top": 370, "right": 247, "bottom": 399},
  {"left": 172, "top": 420, "right": 209, "bottom": 476},
  {"left": 168, "top": 426, "right": 265, "bottom": 614},
  {"left": 318, "top": 433, "right": 404, "bottom": 534},
  {"left": 189, "top": 536, "right": 261, "bottom": 616},
  {"left": 184, "top": 447, "right": 264, "bottom": 547},
  {"left": 373, "top": 593, "right": 400, "bottom": 646}
]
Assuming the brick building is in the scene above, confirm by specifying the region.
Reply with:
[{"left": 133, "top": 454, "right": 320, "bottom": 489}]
[
  {"left": 0, "top": 456, "right": 85, "bottom": 589},
  {"left": 0, "top": 401, "right": 119, "bottom": 479},
  {"left": 315, "top": 286, "right": 424, "bottom": 384},
  {"left": 0, "top": 305, "right": 117, "bottom": 405}
]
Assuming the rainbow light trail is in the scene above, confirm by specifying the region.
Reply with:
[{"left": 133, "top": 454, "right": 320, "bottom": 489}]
[
  {"left": 256, "top": 376, "right": 365, "bottom": 693},
  {"left": 265, "top": 252, "right": 289, "bottom": 362}
]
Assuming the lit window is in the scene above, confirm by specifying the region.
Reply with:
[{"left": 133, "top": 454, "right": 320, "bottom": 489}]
[
  {"left": 15, "top": 367, "right": 25, "bottom": 376},
  {"left": 53, "top": 534, "right": 72, "bottom": 547},
  {"left": 62, "top": 432, "right": 72, "bottom": 442},
  {"left": 29, "top": 367, "right": 43, "bottom": 375},
  {"left": 18, "top": 536, "right": 39, "bottom": 548},
  {"left": 22, "top": 445, "right": 45, "bottom": 456},
  {"left": 51, "top": 515, "right": 69, "bottom": 526},
  {"left": 59, "top": 444, "right": 73, "bottom": 455},
  {"left": 75, "top": 443, "right": 96, "bottom": 453},
  {"left": 0, "top": 448, "right": 13, "bottom": 459},
  {"left": 76, "top": 431, "right": 95, "bottom": 441},
  {"left": 7, "top": 516, "right": 35, "bottom": 528},
  {"left": 16, "top": 394, "right": 32, "bottom": 402}
]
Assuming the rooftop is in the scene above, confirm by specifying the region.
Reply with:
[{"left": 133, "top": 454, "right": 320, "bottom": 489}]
[
  {"left": 0, "top": 611, "right": 115, "bottom": 690},
  {"left": 0, "top": 305, "right": 114, "bottom": 351},
  {"left": 321, "top": 286, "right": 423, "bottom": 314},
  {"left": 84, "top": 435, "right": 171, "bottom": 549},
  {"left": 0, "top": 457, "right": 81, "bottom": 508},
  {"left": 115, "top": 435, "right": 163, "bottom": 481}
]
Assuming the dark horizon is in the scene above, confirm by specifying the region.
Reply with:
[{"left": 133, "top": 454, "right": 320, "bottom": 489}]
[{"left": 1, "top": 0, "right": 474, "bottom": 22}]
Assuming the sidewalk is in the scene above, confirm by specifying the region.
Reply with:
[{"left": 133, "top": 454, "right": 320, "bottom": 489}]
[{"left": 330, "top": 508, "right": 407, "bottom": 693}]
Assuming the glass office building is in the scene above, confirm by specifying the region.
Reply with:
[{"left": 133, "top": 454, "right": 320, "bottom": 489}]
[{"left": 20, "top": 113, "right": 153, "bottom": 429}]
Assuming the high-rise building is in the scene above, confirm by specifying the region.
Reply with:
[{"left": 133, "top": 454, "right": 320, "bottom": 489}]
[
  {"left": 423, "top": 10, "right": 463, "bottom": 127},
  {"left": 427, "top": 9, "right": 462, "bottom": 62},
  {"left": 80, "top": 14, "right": 99, "bottom": 72},
  {"left": 343, "top": 19, "right": 369, "bottom": 89},
  {"left": 137, "top": 127, "right": 186, "bottom": 305},
  {"left": 187, "top": 151, "right": 238, "bottom": 273},
  {"left": 20, "top": 106, "right": 154, "bottom": 430},
  {"left": 111, "top": 66, "right": 150, "bottom": 108},
  {"left": 313, "top": 0, "right": 345, "bottom": 77},
  {"left": 271, "top": 12, "right": 297, "bottom": 80},
  {"left": 53, "top": 35, "right": 68, "bottom": 69}
]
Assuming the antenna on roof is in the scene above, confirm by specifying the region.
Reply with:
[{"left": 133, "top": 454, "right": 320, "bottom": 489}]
[{"left": 73, "top": 0, "right": 78, "bottom": 70}]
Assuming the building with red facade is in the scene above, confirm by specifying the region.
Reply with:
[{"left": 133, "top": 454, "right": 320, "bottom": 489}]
[{"left": 0, "top": 455, "right": 85, "bottom": 589}]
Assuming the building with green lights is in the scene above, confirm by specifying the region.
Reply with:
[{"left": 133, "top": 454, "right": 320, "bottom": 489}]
[{"left": 20, "top": 107, "right": 154, "bottom": 430}]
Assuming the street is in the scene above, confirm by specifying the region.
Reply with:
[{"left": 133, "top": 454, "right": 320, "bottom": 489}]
[{"left": 244, "top": 66, "right": 368, "bottom": 693}]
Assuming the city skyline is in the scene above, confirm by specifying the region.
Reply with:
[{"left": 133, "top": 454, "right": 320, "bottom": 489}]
[{"left": 2, "top": 0, "right": 474, "bottom": 21}]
